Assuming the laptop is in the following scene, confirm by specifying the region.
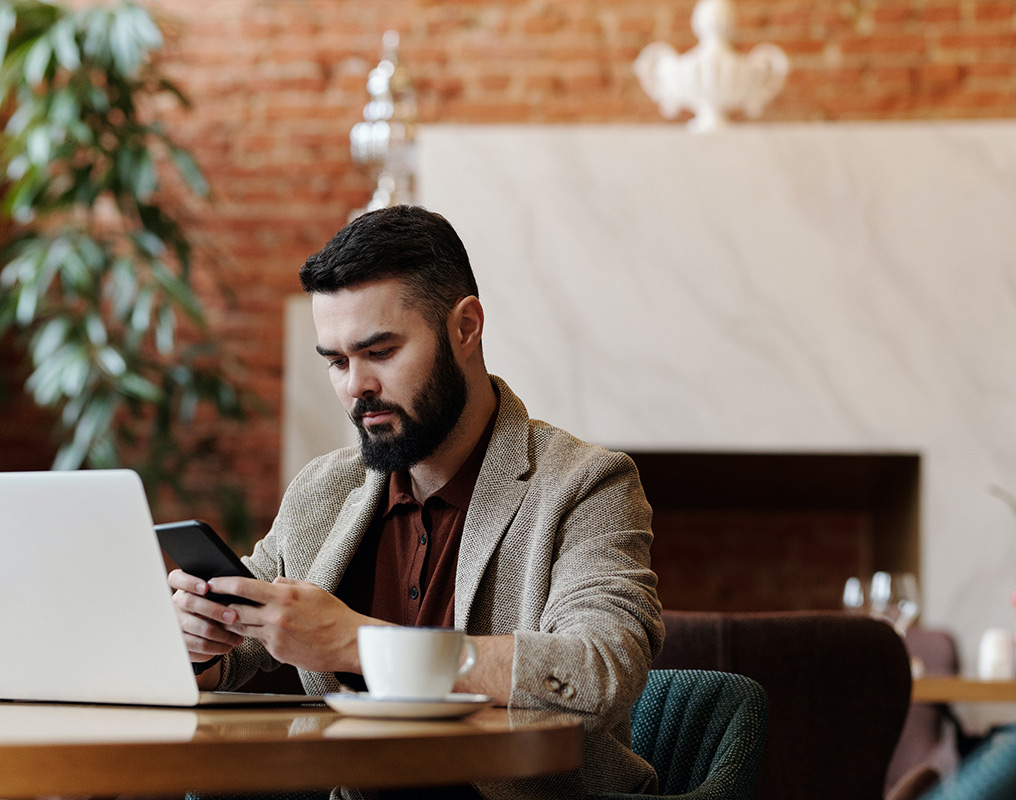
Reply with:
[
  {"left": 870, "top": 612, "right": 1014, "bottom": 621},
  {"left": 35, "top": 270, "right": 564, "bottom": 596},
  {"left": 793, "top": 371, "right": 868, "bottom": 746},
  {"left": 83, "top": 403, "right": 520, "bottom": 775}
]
[{"left": 0, "top": 469, "right": 321, "bottom": 707}]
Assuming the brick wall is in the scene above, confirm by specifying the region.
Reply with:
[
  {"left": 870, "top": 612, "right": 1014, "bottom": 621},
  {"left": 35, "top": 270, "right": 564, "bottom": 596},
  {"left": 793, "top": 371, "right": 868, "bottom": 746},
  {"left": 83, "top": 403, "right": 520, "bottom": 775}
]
[{"left": 3, "top": 0, "right": 1015, "bottom": 543}]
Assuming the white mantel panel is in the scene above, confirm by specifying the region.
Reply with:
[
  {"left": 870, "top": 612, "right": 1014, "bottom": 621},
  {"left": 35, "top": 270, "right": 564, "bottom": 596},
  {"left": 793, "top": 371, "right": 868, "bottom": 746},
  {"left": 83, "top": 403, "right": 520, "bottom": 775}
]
[{"left": 410, "top": 123, "right": 1016, "bottom": 672}]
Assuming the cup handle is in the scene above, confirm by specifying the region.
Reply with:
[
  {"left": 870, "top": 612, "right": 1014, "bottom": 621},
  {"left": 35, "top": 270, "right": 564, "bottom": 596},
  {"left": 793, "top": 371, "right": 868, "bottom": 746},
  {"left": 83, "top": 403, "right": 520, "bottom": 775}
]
[{"left": 458, "top": 637, "right": 477, "bottom": 677}]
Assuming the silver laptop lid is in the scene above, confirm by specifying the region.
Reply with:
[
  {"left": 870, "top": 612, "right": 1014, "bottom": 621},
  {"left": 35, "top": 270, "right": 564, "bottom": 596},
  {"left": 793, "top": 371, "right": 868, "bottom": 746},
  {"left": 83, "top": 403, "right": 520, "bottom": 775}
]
[{"left": 0, "top": 469, "right": 199, "bottom": 706}]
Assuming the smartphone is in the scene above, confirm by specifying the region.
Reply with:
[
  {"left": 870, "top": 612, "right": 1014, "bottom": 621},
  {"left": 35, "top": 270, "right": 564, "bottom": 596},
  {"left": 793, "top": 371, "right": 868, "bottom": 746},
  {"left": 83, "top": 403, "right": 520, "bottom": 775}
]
[{"left": 154, "top": 519, "right": 260, "bottom": 606}]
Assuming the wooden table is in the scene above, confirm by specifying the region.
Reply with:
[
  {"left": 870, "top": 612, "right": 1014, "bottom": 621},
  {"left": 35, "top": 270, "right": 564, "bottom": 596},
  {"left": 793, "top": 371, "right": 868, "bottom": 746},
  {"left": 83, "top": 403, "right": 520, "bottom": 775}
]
[
  {"left": 913, "top": 676, "right": 1016, "bottom": 704},
  {"left": 0, "top": 702, "right": 584, "bottom": 798}
]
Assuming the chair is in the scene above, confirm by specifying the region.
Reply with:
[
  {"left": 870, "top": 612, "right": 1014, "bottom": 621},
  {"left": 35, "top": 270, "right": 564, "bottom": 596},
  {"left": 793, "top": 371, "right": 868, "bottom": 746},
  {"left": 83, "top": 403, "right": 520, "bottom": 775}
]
[
  {"left": 918, "top": 724, "right": 1016, "bottom": 800},
  {"left": 652, "top": 611, "right": 913, "bottom": 800},
  {"left": 592, "top": 669, "right": 768, "bottom": 800},
  {"left": 886, "top": 626, "right": 962, "bottom": 791}
]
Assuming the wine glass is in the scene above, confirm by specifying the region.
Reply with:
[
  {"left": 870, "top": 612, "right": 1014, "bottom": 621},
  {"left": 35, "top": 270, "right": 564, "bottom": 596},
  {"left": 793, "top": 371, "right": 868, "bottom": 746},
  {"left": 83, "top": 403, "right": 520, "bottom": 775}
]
[
  {"left": 869, "top": 571, "right": 921, "bottom": 636},
  {"left": 845, "top": 572, "right": 923, "bottom": 676},
  {"left": 842, "top": 576, "right": 871, "bottom": 615}
]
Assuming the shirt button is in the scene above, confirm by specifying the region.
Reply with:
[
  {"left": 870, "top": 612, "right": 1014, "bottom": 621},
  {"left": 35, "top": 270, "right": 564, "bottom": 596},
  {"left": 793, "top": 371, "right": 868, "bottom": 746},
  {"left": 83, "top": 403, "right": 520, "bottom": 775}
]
[
  {"left": 420, "top": 533, "right": 428, "bottom": 545},
  {"left": 409, "top": 586, "right": 419, "bottom": 600},
  {"left": 543, "top": 677, "right": 561, "bottom": 692},
  {"left": 561, "top": 683, "right": 576, "bottom": 699}
]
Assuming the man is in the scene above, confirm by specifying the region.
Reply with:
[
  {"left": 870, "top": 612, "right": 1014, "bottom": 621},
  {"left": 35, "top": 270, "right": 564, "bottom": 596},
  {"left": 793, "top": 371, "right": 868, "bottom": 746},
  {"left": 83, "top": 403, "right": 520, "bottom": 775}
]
[{"left": 169, "top": 205, "right": 664, "bottom": 799}]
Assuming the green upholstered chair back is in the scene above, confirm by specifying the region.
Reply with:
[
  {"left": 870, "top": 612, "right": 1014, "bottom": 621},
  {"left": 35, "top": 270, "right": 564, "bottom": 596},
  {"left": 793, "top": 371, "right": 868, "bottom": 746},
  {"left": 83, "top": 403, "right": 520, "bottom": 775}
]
[
  {"left": 919, "top": 725, "right": 1016, "bottom": 800},
  {"left": 594, "top": 668, "right": 768, "bottom": 800},
  {"left": 636, "top": 669, "right": 768, "bottom": 800}
]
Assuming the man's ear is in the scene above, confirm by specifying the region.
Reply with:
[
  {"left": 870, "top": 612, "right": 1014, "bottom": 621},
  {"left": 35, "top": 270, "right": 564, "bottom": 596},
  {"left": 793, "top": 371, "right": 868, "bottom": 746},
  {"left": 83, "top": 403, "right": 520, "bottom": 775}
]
[{"left": 449, "top": 295, "right": 484, "bottom": 358}]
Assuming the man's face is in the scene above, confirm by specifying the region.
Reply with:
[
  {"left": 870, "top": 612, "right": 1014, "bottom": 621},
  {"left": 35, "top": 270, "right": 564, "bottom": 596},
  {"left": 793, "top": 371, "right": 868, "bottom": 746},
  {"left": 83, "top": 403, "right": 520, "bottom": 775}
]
[{"left": 311, "top": 280, "right": 467, "bottom": 473}]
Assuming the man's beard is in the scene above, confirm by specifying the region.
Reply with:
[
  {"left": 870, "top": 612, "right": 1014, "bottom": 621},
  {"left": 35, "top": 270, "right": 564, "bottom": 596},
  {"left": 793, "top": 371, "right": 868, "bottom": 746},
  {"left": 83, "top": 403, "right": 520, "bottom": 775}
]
[{"left": 350, "top": 331, "right": 468, "bottom": 474}]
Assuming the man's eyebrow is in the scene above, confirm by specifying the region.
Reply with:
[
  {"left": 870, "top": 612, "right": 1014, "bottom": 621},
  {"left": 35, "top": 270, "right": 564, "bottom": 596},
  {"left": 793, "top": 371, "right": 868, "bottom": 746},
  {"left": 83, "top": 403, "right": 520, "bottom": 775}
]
[{"left": 315, "top": 331, "right": 399, "bottom": 358}]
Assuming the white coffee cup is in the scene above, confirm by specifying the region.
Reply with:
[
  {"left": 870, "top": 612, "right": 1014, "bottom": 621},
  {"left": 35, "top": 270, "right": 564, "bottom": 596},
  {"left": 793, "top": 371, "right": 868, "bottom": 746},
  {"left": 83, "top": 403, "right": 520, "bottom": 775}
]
[
  {"left": 977, "top": 627, "right": 1014, "bottom": 680},
  {"left": 357, "top": 626, "right": 477, "bottom": 700}
]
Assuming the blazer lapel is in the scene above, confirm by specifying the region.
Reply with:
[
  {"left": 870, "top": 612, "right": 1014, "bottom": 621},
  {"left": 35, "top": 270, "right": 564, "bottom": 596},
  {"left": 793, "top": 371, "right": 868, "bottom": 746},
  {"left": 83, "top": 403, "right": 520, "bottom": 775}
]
[
  {"left": 305, "top": 468, "right": 387, "bottom": 594},
  {"left": 455, "top": 377, "right": 531, "bottom": 628}
]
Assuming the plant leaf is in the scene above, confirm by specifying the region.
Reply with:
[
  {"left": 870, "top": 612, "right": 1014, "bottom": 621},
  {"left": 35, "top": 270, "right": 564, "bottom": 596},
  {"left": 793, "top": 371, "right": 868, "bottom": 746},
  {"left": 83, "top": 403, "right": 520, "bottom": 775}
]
[
  {"left": 0, "top": 239, "right": 45, "bottom": 288},
  {"left": 126, "top": 3, "right": 161, "bottom": 49},
  {"left": 120, "top": 371, "right": 162, "bottom": 402},
  {"left": 0, "top": 5, "right": 16, "bottom": 66},
  {"left": 14, "top": 279, "right": 40, "bottom": 326},
  {"left": 84, "top": 312, "right": 108, "bottom": 346},
  {"left": 81, "top": 7, "right": 114, "bottom": 68},
  {"left": 49, "top": 88, "right": 80, "bottom": 128},
  {"left": 129, "top": 287, "right": 155, "bottom": 332},
  {"left": 130, "top": 228, "right": 166, "bottom": 258},
  {"left": 26, "top": 352, "right": 64, "bottom": 405},
  {"left": 5, "top": 176, "right": 40, "bottom": 223},
  {"left": 56, "top": 391, "right": 117, "bottom": 470},
  {"left": 23, "top": 34, "right": 53, "bottom": 86},
  {"left": 31, "top": 316, "right": 71, "bottom": 360},
  {"left": 50, "top": 16, "right": 81, "bottom": 71},
  {"left": 5, "top": 101, "right": 36, "bottom": 137},
  {"left": 169, "top": 146, "right": 208, "bottom": 197},
  {"left": 25, "top": 125, "right": 51, "bottom": 165},
  {"left": 155, "top": 302, "right": 175, "bottom": 353},
  {"left": 151, "top": 260, "right": 202, "bottom": 321},
  {"left": 109, "top": 4, "right": 141, "bottom": 76},
  {"left": 134, "top": 146, "right": 156, "bottom": 201},
  {"left": 107, "top": 255, "right": 139, "bottom": 318},
  {"left": 97, "top": 345, "right": 126, "bottom": 376},
  {"left": 59, "top": 345, "right": 91, "bottom": 396},
  {"left": 61, "top": 389, "right": 88, "bottom": 428},
  {"left": 53, "top": 441, "right": 85, "bottom": 470}
]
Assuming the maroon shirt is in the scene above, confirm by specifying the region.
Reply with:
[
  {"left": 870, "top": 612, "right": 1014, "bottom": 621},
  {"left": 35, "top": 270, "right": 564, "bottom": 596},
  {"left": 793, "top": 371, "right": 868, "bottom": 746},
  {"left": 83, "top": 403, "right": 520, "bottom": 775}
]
[{"left": 336, "top": 408, "right": 497, "bottom": 632}]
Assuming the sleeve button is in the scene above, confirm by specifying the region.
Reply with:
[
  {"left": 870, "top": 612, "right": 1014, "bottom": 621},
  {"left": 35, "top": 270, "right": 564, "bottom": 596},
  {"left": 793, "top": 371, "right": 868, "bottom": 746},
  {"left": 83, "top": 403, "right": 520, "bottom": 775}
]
[{"left": 543, "top": 677, "right": 562, "bottom": 692}]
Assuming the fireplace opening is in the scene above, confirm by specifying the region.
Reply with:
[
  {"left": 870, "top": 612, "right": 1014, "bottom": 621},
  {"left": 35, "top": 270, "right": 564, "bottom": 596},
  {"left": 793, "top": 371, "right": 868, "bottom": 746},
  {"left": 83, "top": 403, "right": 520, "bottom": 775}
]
[{"left": 629, "top": 451, "right": 921, "bottom": 613}]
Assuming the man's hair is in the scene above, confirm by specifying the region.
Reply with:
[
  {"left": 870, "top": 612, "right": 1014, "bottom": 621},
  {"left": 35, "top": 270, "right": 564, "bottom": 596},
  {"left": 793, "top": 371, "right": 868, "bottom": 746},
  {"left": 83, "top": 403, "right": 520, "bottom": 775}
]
[{"left": 299, "top": 205, "right": 479, "bottom": 329}]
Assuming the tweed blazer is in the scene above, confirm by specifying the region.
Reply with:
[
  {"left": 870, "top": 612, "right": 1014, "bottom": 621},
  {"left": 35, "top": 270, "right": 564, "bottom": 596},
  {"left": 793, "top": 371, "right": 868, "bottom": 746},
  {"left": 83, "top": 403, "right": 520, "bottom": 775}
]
[{"left": 219, "top": 376, "right": 664, "bottom": 800}]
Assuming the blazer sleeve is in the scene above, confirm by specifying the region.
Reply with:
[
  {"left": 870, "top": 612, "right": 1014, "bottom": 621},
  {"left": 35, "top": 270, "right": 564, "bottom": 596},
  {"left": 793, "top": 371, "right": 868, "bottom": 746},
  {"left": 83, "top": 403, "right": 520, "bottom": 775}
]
[{"left": 507, "top": 448, "right": 664, "bottom": 732}]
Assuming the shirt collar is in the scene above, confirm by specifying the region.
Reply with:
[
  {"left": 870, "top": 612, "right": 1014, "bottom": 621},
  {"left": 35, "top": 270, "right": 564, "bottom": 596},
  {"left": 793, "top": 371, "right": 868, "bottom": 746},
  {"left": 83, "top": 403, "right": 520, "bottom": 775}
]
[{"left": 383, "top": 398, "right": 500, "bottom": 516}]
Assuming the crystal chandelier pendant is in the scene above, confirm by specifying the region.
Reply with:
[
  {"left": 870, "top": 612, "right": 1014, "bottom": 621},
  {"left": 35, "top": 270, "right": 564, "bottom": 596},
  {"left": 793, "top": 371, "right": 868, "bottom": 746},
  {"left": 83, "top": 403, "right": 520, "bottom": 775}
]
[{"left": 349, "top": 31, "right": 418, "bottom": 219}]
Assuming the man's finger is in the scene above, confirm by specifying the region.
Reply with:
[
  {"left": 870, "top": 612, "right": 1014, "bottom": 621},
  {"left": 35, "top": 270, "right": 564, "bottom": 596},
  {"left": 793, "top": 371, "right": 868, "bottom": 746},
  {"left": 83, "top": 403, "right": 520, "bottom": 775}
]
[
  {"left": 184, "top": 626, "right": 243, "bottom": 654},
  {"left": 168, "top": 568, "right": 209, "bottom": 596},
  {"left": 174, "top": 589, "right": 239, "bottom": 624},
  {"left": 208, "top": 575, "right": 276, "bottom": 605}
]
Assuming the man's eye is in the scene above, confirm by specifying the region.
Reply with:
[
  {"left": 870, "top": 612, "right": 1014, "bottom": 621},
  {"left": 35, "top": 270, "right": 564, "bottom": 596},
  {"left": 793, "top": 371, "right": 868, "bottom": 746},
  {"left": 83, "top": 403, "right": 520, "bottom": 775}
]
[
  {"left": 370, "top": 349, "right": 393, "bottom": 360},
  {"left": 328, "top": 358, "right": 348, "bottom": 370}
]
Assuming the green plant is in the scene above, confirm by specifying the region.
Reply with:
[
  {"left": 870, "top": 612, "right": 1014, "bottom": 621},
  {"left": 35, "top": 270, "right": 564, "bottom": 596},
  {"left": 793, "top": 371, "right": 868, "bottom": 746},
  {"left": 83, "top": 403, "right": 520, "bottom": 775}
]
[{"left": 0, "top": 1, "right": 249, "bottom": 520}]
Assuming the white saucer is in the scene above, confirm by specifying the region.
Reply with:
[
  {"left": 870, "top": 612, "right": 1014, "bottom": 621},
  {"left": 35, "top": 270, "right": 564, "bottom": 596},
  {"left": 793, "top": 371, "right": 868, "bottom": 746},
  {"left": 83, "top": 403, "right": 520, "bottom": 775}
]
[{"left": 323, "top": 692, "right": 494, "bottom": 720}]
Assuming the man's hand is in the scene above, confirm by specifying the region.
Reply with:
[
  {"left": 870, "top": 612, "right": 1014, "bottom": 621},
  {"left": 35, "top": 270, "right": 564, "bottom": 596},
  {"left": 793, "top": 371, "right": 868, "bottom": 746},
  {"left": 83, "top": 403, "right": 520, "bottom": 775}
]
[
  {"left": 208, "top": 574, "right": 375, "bottom": 674},
  {"left": 168, "top": 569, "right": 246, "bottom": 687},
  {"left": 175, "top": 571, "right": 516, "bottom": 702}
]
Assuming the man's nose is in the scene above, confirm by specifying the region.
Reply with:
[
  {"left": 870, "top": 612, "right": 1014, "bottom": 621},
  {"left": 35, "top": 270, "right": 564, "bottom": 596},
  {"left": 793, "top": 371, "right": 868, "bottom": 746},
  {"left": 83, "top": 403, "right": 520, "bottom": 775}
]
[{"left": 346, "top": 360, "right": 381, "bottom": 398}]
